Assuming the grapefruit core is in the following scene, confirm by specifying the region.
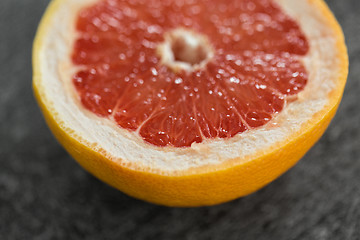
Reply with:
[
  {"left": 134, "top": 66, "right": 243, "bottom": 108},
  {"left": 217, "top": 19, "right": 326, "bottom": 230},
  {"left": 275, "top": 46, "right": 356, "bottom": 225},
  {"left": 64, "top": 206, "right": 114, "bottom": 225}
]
[
  {"left": 33, "top": 0, "right": 348, "bottom": 206},
  {"left": 72, "top": 0, "right": 309, "bottom": 147}
]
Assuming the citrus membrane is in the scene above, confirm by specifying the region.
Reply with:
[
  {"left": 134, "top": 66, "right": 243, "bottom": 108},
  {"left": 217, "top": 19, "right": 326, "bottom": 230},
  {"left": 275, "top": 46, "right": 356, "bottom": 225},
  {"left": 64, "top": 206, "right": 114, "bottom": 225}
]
[{"left": 72, "top": 0, "right": 309, "bottom": 147}]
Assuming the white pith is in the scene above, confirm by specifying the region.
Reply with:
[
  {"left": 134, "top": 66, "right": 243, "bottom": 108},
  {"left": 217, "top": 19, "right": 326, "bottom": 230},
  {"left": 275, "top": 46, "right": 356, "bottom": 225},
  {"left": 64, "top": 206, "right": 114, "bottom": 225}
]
[
  {"left": 157, "top": 28, "right": 215, "bottom": 73},
  {"left": 37, "top": 0, "right": 342, "bottom": 173}
]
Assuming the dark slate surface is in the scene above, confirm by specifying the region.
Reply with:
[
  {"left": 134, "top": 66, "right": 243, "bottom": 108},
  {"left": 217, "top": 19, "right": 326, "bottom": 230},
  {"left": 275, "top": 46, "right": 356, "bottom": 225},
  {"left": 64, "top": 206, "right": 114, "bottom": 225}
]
[{"left": 0, "top": 0, "right": 359, "bottom": 239}]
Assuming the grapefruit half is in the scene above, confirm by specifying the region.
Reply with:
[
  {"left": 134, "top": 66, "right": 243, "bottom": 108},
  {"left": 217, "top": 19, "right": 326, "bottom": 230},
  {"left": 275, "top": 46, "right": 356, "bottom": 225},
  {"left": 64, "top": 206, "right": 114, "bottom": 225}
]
[{"left": 33, "top": 0, "right": 348, "bottom": 206}]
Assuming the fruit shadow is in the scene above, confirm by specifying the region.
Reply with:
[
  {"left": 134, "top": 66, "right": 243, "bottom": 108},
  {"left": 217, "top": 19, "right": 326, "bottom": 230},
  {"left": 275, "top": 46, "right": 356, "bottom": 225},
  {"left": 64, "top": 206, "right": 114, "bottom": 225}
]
[{"left": 72, "top": 163, "right": 309, "bottom": 238}]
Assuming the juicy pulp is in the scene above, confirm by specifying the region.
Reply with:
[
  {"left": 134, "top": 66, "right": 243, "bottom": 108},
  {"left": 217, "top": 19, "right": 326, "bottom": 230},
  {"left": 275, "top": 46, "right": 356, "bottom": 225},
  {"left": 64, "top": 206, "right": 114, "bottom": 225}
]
[{"left": 72, "top": 0, "right": 309, "bottom": 147}]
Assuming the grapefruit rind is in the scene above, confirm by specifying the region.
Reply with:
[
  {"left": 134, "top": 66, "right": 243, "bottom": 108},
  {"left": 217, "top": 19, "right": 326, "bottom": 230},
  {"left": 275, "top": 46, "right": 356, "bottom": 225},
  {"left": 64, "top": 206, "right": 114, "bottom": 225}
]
[{"left": 33, "top": 0, "right": 348, "bottom": 206}]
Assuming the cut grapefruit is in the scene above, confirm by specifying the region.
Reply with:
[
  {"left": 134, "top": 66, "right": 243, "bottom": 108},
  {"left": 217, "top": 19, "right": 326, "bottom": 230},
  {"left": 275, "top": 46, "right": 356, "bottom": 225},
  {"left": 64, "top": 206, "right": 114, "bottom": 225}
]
[{"left": 33, "top": 0, "right": 348, "bottom": 206}]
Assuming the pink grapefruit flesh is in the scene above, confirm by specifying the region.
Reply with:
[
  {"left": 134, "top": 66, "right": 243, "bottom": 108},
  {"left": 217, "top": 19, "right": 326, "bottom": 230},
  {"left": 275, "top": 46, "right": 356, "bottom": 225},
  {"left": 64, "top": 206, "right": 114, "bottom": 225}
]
[{"left": 72, "top": 0, "right": 309, "bottom": 147}]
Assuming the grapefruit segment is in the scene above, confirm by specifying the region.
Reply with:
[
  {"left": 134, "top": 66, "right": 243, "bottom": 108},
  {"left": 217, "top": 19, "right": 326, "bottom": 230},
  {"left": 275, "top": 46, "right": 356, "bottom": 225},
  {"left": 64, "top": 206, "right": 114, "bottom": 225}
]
[{"left": 139, "top": 83, "right": 203, "bottom": 147}]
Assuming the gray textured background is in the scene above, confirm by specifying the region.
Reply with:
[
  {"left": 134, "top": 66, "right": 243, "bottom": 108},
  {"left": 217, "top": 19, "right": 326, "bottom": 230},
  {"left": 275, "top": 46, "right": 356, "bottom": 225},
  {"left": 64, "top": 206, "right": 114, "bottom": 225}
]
[{"left": 0, "top": 0, "right": 359, "bottom": 239}]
